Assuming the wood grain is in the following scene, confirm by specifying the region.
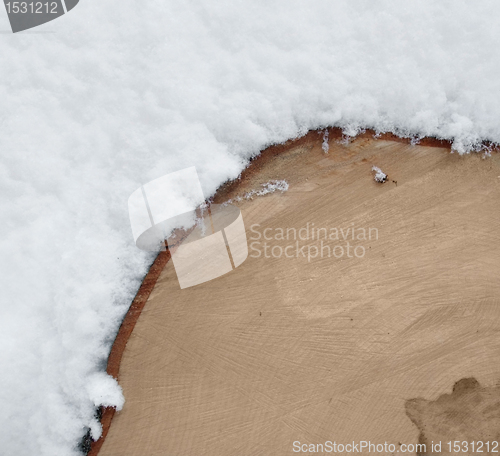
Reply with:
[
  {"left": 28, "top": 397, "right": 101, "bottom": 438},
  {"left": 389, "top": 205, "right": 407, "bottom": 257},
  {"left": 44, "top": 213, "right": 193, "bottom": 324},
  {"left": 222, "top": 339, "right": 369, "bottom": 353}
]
[{"left": 92, "top": 130, "right": 500, "bottom": 456}]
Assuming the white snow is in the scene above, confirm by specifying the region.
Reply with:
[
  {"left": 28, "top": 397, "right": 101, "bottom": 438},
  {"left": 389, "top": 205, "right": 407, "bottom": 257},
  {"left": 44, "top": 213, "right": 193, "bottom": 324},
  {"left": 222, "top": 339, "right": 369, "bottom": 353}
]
[
  {"left": 2, "top": 0, "right": 500, "bottom": 454},
  {"left": 222, "top": 180, "right": 289, "bottom": 205},
  {"left": 322, "top": 130, "right": 330, "bottom": 154},
  {"left": 245, "top": 180, "right": 290, "bottom": 199},
  {"left": 372, "top": 166, "right": 388, "bottom": 183}
]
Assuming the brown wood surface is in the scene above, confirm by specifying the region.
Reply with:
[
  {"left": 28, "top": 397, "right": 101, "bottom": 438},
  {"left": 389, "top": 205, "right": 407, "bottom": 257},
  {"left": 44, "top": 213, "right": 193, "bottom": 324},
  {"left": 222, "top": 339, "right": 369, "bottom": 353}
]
[{"left": 91, "top": 129, "right": 500, "bottom": 456}]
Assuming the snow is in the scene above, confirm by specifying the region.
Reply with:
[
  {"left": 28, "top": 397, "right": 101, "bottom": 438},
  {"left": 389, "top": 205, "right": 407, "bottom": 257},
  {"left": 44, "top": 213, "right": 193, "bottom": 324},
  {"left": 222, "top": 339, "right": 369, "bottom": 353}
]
[
  {"left": 372, "top": 166, "right": 388, "bottom": 183},
  {"left": 253, "top": 180, "right": 290, "bottom": 196},
  {"left": 322, "top": 130, "right": 330, "bottom": 154},
  {"left": 2, "top": 0, "right": 500, "bottom": 454},
  {"left": 221, "top": 180, "right": 289, "bottom": 206}
]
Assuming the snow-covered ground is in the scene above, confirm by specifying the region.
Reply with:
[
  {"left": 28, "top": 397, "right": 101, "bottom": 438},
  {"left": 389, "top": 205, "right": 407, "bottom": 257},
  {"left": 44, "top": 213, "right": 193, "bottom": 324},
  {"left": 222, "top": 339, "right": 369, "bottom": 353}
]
[{"left": 1, "top": 1, "right": 500, "bottom": 454}]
